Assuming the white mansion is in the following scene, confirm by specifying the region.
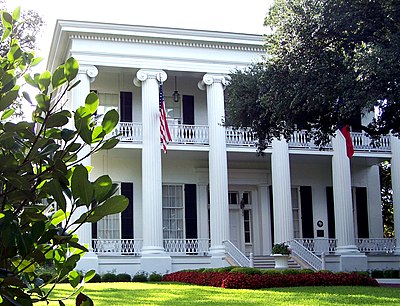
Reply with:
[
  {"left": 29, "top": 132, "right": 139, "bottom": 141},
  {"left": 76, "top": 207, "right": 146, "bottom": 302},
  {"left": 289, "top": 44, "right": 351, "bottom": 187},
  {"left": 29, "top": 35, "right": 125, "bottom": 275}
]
[{"left": 47, "top": 20, "right": 400, "bottom": 274}]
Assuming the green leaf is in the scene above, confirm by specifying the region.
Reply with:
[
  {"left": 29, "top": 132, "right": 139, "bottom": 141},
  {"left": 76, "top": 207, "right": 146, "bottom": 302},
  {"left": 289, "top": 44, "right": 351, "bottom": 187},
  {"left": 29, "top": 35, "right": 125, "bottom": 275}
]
[
  {"left": 22, "top": 91, "right": 32, "bottom": 104},
  {"left": 85, "top": 195, "right": 128, "bottom": 223},
  {"left": 101, "top": 109, "right": 119, "bottom": 134},
  {"left": 93, "top": 175, "right": 112, "bottom": 202},
  {"left": 92, "top": 126, "right": 105, "bottom": 143},
  {"left": 71, "top": 165, "right": 93, "bottom": 205},
  {"left": 1, "top": 108, "right": 14, "bottom": 120},
  {"left": 12, "top": 6, "right": 21, "bottom": 21},
  {"left": 61, "top": 129, "right": 76, "bottom": 142},
  {"left": 76, "top": 293, "right": 94, "bottom": 306},
  {"left": 51, "top": 209, "right": 68, "bottom": 226},
  {"left": 100, "top": 138, "right": 119, "bottom": 150},
  {"left": 39, "top": 71, "right": 51, "bottom": 93},
  {"left": 35, "top": 93, "right": 50, "bottom": 111},
  {"left": 47, "top": 180, "right": 67, "bottom": 212},
  {"left": 1, "top": 12, "right": 12, "bottom": 41},
  {"left": 47, "top": 112, "right": 70, "bottom": 128},
  {"left": 52, "top": 65, "right": 67, "bottom": 89},
  {"left": 0, "top": 86, "right": 19, "bottom": 112},
  {"left": 68, "top": 270, "right": 81, "bottom": 288},
  {"left": 85, "top": 92, "right": 99, "bottom": 114},
  {"left": 64, "top": 57, "right": 79, "bottom": 81},
  {"left": 83, "top": 270, "right": 96, "bottom": 283}
]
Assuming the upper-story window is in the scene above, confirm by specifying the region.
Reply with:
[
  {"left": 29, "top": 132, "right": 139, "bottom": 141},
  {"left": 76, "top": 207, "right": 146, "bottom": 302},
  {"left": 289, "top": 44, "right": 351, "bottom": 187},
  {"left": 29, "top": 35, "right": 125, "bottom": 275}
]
[
  {"left": 97, "top": 93, "right": 119, "bottom": 116},
  {"left": 165, "top": 96, "right": 182, "bottom": 124}
]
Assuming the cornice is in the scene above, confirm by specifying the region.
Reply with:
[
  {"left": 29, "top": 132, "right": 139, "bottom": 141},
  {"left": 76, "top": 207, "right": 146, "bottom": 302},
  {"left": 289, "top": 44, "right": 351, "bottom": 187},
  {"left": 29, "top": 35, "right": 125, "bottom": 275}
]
[{"left": 68, "top": 34, "right": 265, "bottom": 53}]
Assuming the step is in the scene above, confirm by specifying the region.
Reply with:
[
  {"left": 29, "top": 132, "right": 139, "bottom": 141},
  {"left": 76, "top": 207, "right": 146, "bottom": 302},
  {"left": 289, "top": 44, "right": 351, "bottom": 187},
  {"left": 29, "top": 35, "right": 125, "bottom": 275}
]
[{"left": 253, "top": 256, "right": 302, "bottom": 269}]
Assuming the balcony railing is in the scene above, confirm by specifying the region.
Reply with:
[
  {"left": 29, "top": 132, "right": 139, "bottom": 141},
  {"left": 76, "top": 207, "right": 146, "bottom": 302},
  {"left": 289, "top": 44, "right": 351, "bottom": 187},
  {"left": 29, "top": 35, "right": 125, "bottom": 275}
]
[
  {"left": 295, "top": 238, "right": 397, "bottom": 255},
  {"left": 93, "top": 238, "right": 209, "bottom": 255},
  {"left": 112, "top": 122, "right": 391, "bottom": 153}
]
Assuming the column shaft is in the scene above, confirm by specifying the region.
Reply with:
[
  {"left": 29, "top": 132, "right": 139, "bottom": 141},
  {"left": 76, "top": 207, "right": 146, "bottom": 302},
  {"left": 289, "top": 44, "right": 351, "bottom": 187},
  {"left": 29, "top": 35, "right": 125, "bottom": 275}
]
[
  {"left": 137, "top": 69, "right": 166, "bottom": 254},
  {"left": 391, "top": 136, "right": 400, "bottom": 253},
  {"left": 332, "top": 132, "right": 358, "bottom": 253},
  {"left": 271, "top": 138, "right": 293, "bottom": 243}
]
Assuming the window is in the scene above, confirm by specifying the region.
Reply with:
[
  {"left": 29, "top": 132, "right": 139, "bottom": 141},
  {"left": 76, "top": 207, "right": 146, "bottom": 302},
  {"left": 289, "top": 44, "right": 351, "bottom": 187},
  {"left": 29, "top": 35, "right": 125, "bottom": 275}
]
[
  {"left": 292, "top": 187, "right": 301, "bottom": 238},
  {"left": 97, "top": 213, "right": 120, "bottom": 239},
  {"left": 243, "top": 210, "right": 252, "bottom": 243},
  {"left": 165, "top": 96, "right": 182, "bottom": 123},
  {"left": 162, "top": 185, "right": 184, "bottom": 239}
]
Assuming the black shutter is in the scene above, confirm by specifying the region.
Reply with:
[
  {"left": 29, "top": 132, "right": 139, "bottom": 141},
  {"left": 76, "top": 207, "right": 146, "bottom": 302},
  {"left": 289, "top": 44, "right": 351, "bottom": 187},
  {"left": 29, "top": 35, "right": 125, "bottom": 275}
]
[
  {"left": 120, "top": 92, "right": 132, "bottom": 122},
  {"left": 182, "top": 95, "right": 194, "bottom": 125},
  {"left": 269, "top": 185, "right": 274, "bottom": 245},
  {"left": 300, "top": 186, "right": 314, "bottom": 238},
  {"left": 121, "top": 182, "right": 134, "bottom": 239},
  {"left": 185, "top": 184, "right": 197, "bottom": 239},
  {"left": 356, "top": 187, "right": 369, "bottom": 238},
  {"left": 326, "top": 187, "right": 335, "bottom": 238}
]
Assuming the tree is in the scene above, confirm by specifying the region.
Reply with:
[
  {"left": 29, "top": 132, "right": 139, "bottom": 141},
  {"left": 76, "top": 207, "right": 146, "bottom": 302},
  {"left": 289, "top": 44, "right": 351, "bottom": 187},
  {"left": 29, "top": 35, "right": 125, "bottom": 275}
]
[
  {"left": 0, "top": 8, "right": 127, "bottom": 305},
  {"left": 380, "top": 162, "right": 394, "bottom": 237},
  {"left": 225, "top": 0, "right": 400, "bottom": 151}
]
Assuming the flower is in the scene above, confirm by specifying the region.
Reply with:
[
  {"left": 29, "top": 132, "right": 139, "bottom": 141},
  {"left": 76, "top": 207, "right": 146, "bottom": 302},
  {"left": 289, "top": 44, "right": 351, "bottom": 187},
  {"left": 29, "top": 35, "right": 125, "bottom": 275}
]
[{"left": 272, "top": 243, "right": 291, "bottom": 255}]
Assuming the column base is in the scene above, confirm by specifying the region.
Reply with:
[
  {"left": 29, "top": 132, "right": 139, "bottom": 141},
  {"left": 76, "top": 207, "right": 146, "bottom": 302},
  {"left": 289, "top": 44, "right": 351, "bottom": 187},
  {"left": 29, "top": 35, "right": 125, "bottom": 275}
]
[
  {"left": 335, "top": 244, "right": 360, "bottom": 254},
  {"left": 76, "top": 251, "right": 99, "bottom": 273},
  {"left": 339, "top": 254, "right": 368, "bottom": 272},
  {"left": 209, "top": 245, "right": 225, "bottom": 257},
  {"left": 140, "top": 254, "right": 172, "bottom": 274},
  {"left": 140, "top": 246, "right": 165, "bottom": 255}
]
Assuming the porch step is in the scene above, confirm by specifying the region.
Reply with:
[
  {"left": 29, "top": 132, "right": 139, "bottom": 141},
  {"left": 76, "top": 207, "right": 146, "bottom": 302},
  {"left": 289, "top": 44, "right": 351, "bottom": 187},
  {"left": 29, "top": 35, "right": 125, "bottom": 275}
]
[{"left": 253, "top": 256, "right": 302, "bottom": 270}]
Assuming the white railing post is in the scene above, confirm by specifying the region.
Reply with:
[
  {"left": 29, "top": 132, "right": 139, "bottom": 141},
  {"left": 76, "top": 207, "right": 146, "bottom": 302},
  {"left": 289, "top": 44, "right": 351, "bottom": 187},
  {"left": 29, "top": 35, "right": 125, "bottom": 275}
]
[{"left": 249, "top": 252, "right": 254, "bottom": 268}]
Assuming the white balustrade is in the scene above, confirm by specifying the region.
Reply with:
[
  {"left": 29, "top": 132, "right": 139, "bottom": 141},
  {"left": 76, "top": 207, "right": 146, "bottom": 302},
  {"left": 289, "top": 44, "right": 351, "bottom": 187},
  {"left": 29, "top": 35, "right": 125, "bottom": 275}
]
[
  {"left": 289, "top": 239, "right": 322, "bottom": 270},
  {"left": 92, "top": 239, "right": 142, "bottom": 255},
  {"left": 163, "top": 238, "right": 210, "bottom": 255},
  {"left": 110, "top": 122, "right": 391, "bottom": 153},
  {"left": 295, "top": 238, "right": 337, "bottom": 254},
  {"left": 223, "top": 240, "right": 250, "bottom": 267},
  {"left": 356, "top": 238, "right": 396, "bottom": 253},
  {"left": 351, "top": 132, "right": 391, "bottom": 151}
]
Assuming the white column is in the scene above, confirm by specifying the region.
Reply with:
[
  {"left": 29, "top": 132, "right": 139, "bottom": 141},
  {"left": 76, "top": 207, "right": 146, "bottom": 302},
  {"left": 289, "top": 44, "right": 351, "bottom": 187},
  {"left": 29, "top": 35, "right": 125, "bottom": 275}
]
[
  {"left": 259, "top": 184, "right": 272, "bottom": 255},
  {"left": 271, "top": 138, "right": 293, "bottom": 244},
  {"left": 391, "top": 136, "right": 400, "bottom": 254},
  {"left": 72, "top": 65, "right": 99, "bottom": 272},
  {"left": 198, "top": 74, "right": 229, "bottom": 257},
  {"left": 331, "top": 131, "right": 358, "bottom": 253},
  {"left": 135, "top": 69, "right": 167, "bottom": 255}
]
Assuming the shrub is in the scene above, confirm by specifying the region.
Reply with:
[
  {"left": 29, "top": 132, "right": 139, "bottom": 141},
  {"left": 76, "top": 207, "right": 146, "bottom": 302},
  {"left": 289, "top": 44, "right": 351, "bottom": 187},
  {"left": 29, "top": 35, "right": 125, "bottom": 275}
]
[
  {"left": 133, "top": 271, "right": 148, "bottom": 282},
  {"left": 371, "top": 270, "right": 384, "bottom": 278},
  {"left": 101, "top": 273, "right": 118, "bottom": 282},
  {"left": 116, "top": 273, "right": 132, "bottom": 282},
  {"left": 272, "top": 243, "right": 291, "bottom": 255},
  {"left": 230, "top": 267, "right": 263, "bottom": 275},
  {"left": 87, "top": 273, "right": 101, "bottom": 283},
  {"left": 149, "top": 273, "right": 163, "bottom": 282}
]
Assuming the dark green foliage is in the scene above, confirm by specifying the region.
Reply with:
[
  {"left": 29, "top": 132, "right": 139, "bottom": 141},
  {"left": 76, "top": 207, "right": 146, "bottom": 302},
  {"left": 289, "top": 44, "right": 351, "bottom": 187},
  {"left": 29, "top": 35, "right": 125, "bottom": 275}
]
[
  {"left": 148, "top": 273, "right": 163, "bottom": 282},
  {"left": 0, "top": 7, "right": 127, "bottom": 305},
  {"left": 101, "top": 273, "right": 118, "bottom": 282},
  {"left": 87, "top": 273, "right": 101, "bottom": 283},
  {"left": 230, "top": 267, "right": 263, "bottom": 275},
  {"left": 116, "top": 273, "right": 132, "bottom": 282},
  {"left": 272, "top": 243, "right": 291, "bottom": 255},
  {"left": 215, "top": 266, "right": 237, "bottom": 273},
  {"left": 226, "top": 0, "right": 400, "bottom": 151},
  {"left": 132, "top": 271, "right": 148, "bottom": 282}
]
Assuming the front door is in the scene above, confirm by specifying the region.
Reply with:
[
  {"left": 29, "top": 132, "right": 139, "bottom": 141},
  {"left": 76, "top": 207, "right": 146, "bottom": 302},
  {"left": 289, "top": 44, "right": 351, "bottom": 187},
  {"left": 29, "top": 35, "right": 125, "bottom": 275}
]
[{"left": 228, "top": 188, "right": 254, "bottom": 255}]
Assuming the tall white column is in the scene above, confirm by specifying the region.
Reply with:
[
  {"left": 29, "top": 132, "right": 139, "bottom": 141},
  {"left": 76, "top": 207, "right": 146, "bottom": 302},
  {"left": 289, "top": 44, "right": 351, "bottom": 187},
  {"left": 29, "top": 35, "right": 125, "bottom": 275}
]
[
  {"left": 331, "top": 131, "right": 358, "bottom": 253},
  {"left": 72, "top": 65, "right": 99, "bottom": 272},
  {"left": 259, "top": 184, "right": 272, "bottom": 255},
  {"left": 391, "top": 136, "right": 400, "bottom": 254},
  {"left": 271, "top": 138, "right": 293, "bottom": 244},
  {"left": 198, "top": 74, "right": 229, "bottom": 258},
  {"left": 135, "top": 69, "right": 166, "bottom": 255}
]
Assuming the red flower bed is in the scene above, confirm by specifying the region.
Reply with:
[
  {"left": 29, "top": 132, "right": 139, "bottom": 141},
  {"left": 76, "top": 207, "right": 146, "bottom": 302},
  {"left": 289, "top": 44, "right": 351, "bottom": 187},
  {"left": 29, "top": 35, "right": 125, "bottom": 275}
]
[{"left": 162, "top": 270, "right": 378, "bottom": 289}]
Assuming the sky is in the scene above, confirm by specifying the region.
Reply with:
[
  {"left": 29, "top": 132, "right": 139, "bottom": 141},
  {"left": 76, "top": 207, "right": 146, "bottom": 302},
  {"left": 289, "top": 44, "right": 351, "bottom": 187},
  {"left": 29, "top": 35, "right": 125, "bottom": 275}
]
[{"left": 8, "top": 0, "right": 273, "bottom": 62}]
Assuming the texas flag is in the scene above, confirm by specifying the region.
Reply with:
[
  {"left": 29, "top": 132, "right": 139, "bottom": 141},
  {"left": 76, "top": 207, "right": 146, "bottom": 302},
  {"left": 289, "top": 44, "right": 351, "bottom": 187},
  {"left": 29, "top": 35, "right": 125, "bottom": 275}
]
[{"left": 338, "top": 124, "right": 354, "bottom": 158}]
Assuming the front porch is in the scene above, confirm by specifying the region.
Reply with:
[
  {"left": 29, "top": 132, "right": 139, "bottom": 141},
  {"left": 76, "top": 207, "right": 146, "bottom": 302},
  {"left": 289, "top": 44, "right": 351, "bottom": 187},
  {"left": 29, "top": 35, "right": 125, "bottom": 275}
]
[{"left": 91, "top": 237, "right": 399, "bottom": 273}]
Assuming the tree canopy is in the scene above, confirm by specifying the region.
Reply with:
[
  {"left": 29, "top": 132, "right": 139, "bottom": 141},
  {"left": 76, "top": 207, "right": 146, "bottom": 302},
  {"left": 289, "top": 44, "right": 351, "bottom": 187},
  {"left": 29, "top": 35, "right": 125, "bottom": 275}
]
[
  {"left": 225, "top": 0, "right": 400, "bottom": 151},
  {"left": 0, "top": 8, "right": 127, "bottom": 305}
]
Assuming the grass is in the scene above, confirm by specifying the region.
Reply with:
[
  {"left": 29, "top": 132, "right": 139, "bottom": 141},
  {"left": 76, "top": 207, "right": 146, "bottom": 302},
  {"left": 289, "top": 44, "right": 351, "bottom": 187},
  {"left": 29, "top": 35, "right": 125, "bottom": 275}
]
[{"left": 38, "top": 282, "right": 400, "bottom": 306}]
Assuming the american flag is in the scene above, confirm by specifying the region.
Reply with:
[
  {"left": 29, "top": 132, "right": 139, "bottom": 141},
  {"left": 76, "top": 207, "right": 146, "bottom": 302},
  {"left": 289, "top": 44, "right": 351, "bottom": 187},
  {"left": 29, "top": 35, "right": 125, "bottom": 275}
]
[{"left": 159, "top": 81, "right": 172, "bottom": 153}]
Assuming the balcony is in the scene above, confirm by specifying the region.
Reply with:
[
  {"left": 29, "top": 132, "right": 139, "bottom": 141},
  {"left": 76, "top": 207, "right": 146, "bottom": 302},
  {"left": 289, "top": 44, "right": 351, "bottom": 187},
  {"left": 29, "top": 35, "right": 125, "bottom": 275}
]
[{"left": 111, "top": 122, "right": 392, "bottom": 153}]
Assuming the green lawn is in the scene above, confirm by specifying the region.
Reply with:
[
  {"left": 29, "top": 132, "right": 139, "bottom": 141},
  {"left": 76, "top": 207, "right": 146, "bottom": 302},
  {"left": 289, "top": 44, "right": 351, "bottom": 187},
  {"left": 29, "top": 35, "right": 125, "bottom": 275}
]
[{"left": 39, "top": 282, "right": 400, "bottom": 306}]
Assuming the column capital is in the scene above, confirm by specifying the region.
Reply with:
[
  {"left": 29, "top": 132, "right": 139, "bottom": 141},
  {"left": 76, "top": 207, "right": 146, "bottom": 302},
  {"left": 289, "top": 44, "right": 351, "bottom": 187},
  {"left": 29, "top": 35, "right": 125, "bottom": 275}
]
[
  {"left": 78, "top": 65, "right": 98, "bottom": 83},
  {"left": 134, "top": 69, "right": 167, "bottom": 87},
  {"left": 198, "top": 74, "right": 229, "bottom": 90}
]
